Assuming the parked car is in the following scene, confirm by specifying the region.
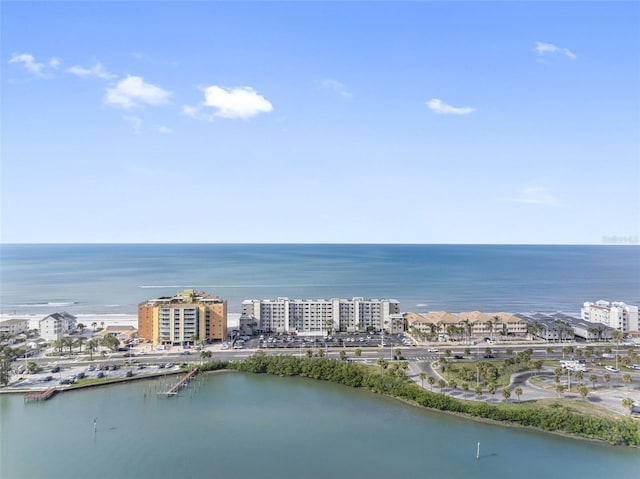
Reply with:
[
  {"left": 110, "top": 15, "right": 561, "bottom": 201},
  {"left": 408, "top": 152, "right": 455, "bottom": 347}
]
[{"left": 605, "top": 366, "right": 620, "bottom": 373}]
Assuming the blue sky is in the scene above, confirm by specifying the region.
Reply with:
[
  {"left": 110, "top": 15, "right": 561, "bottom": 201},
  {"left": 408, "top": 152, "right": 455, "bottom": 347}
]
[{"left": 2, "top": 1, "right": 639, "bottom": 244}]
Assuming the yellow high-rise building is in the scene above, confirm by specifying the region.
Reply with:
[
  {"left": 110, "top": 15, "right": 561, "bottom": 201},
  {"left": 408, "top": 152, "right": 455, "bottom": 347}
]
[{"left": 138, "top": 289, "right": 227, "bottom": 347}]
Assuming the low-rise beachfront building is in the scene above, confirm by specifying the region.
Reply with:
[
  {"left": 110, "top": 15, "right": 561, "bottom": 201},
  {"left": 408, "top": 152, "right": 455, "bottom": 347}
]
[
  {"left": 405, "top": 311, "right": 529, "bottom": 341},
  {"left": 138, "top": 289, "right": 227, "bottom": 347},
  {"left": 581, "top": 300, "right": 639, "bottom": 333},
  {"left": 515, "top": 312, "right": 614, "bottom": 341},
  {"left": 39, "top": 312, "right": 77, "bottom": 341},
  {"left": 241, "top": 297, "right": 400, "bottom": 334},
  {"left": 0, "top": 318, "right": 29, "bottom": 337}
]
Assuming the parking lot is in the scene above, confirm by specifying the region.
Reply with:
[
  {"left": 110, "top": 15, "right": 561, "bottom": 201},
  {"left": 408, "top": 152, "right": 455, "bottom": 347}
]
[
  {"left": 226, "top": 331, "right": 414, "bottom": 351},
  {"left": 9, "top": 361, "right": 181, "bottom": 389}
]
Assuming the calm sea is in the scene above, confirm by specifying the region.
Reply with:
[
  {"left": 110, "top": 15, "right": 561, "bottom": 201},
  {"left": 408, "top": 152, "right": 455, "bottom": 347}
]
[
  {"left": 1, "top": 244, "right": 638, "bottom": 315},
  {"left": 1, "top": 372, "right": 639, "bottom": 479}
]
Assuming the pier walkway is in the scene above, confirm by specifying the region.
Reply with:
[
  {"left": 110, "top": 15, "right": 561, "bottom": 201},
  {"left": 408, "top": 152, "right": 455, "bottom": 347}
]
[
  {"left": 25, "top": 387, "right": 58, "bottom": 402},
  {"left": 159, "top": 369, "right": 198, "bottom": 397}
]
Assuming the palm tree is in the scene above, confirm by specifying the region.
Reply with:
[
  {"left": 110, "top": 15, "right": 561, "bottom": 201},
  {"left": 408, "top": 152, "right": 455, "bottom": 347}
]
[
  {"left": 419, "top": 372, "right": 426, "bottom": 388},
  {"left": 488, "top": 383, "right": 496, "bottom": 397},
  {"left": 448, "top": 379, "right": 457, "bottom": 391},
  {"left": 502, "top": 388, "right": 511, "bottom": 402},
  {"left": 589, "top": 374, "right": 598, "bottom": 389},
  {"left": 317, "top": 348, "right": 324, "bottom": 358},
  {"left": 622, "top": 373, "right": 632, "bottom": 389},
  {"left": 200, "top": 350, "right": 212, "bottom": 364},
  {"left": 577, "top": 384, "right": 589, "bottom": 400},
  {"left": 474, "top": 386, "right": 482, "bottom": 397},
  {"left": 621, "top": 398, "right": 635, "bottom": 415},
  {"left": 611, "top": 330, "right": 623, "bottom": 369},
  {"left": 74, "top": 337, "right": 85, "bottom": 353},
  {"left": 62, "top": 337, "right": 75, "bottom": 355},
  {"left": 339, "top": 350, "right": 346, "bottom": 361},
  {"left": 574, "top": 370, "right": 583, "bottom": 384},
  {"left": 91, "top": 322, "right": 97, "bottom": 332},
  {"left": 77, "top": 323, "right": 85, "bottom": 334},
  {"left": 377, "top": 357, "right": 388, "bottom": 372},
  {"left": 514, "top": 387, "right": 523, "bottom": 402},
  {"left": 394, "top": 348, "right": 401, "bottom": 359},
  {"left": 555, "top": 384, "right": 567, "bottom": 397},
  {"left": 437, "top": 379, "right": 446, "bottom": 391},
  {"left": 603, "top": 373, "right": 611, "bottom": 387},
  {"left": 355, "top": 348, "right": 361, "bottom": 358},
  {"left": 546, "top": 346, "right": 553, "bottom": 356},
  {"left": 86, "top": 339, "right": 99, "bottom": 361},
  {"left": 306, "top": 349, "right": 313, "bottom": 358}
]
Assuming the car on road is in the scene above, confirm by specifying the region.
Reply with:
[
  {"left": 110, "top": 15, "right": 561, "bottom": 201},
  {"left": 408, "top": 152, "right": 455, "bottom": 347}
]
[
  {"left": 427, "top": 348, "right": 439, "bottom": 353},
  {"left": 453, "top": 355, "right": 464, "bottom": 360},
  {"left": 483, "top": 354, "right": 495, "bottom": 359},
  {"left": 605, "top": 366, "right": 620, "bottom": 373}
]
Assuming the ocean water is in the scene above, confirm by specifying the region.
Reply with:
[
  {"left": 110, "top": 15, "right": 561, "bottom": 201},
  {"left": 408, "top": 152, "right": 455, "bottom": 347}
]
[
  {"left": 0, "top": 244, "right": 638, "bottom": 316},
  {"left": 1, "top": 372, "right": 639, "bottom": 479}
]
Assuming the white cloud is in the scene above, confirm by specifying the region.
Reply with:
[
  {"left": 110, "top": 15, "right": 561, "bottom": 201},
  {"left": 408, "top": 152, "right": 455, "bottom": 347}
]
[
  {"left": 49, "top": 58, "right": 61, "bottom": 68},
  {"left": 123, "top": 115, "right": 142, "bottom": 133},
  {"left": 157, "top": 125, "right": 172, "bottom": 134},
  {"left": 319, "top": 79, "right": 352, "bottom": 98},
  {"left": 202, "top": 85, "right": 273, "bottom": 119},
  {"left": 105, "top": 76, "right": 171, "bottom": 109},
  {"left": 9, "top": 53, "right": 47, "bottom": 76},
  {"left": 513, "top": 186, "right": 557, "bottom": 205},
  {"left": 426, "top": 98, "right": 475, "bottom": 115},
  {"left": 67, "top": 62, "right": 117, "bottom": 80},
  {"left": 182, "top": 105, "right": 200, "bottom": 118},
  {"left": 534, "top": 41, "right": 576, "bottom": 60}
]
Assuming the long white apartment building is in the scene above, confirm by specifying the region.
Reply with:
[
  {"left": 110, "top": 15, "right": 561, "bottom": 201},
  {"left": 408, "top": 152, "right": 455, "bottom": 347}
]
[
  {"left": 241, "top": 297, "right": 400, "bottom": 334},
  {"left": 581, "top": 300, "right": 639, "bottom": 333}
]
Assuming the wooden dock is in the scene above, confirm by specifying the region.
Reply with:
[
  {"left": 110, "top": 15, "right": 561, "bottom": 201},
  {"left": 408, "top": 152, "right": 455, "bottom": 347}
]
[
  {"left": 159, "top": 369, "right": 198, "bottom": 397},
  {"left": 25, "top": 387, "right": 58, "bottom": 402}
]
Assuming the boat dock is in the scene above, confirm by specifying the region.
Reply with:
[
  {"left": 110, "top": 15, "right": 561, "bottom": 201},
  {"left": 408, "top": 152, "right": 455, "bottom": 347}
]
[
  {"left": 159, "top": 369, "right": 198, "bottom": 397},
  {"left": 25, "top": 387, "right": 58, "bottom": 402}
]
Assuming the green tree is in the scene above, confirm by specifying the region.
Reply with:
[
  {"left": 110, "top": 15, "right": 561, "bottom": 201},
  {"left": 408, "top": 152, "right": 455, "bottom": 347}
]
[
  {"left": 306, "top": 349, "right": 313, "bottom": 358},
  {"left": 448, "top": 379, "right": 457, "bottom": 391},
  {"left": 474, "top": 386, "right": 482, "bottom": 397},
  {"left": 427, "top": 376, "right": 435, "bottom": 391},
  {"left": 461, "top": 382, "right": 469, "bottom": 393},
  {"left": 355, "top": 348, "right": 361, "bottom": 358},
  {"left": 26, "top": 361, "right": 39, "bottom": 374},
  {"left": 394, "top": 348, "right": 401, "bottom": 359},
  {"left": 589, "top": 374, "right": 598, "bottom": 389},
  {"left": 533, "top": 360, "right": 544, "bottom": 372},
  {"left": 339, "top": 350, "right": 347, "bottom": 361},
  {"left": 622, "top": 398, "right": 635, "bottom": 415},
  {"left": 514, "top": 387, "right": 523, "bottom": 402},
  {"left": 101, "top": 336, "right": 120, "bottom": 352},
  {"left": 317, "top": 348, "right": 325, "bottom": 358},
  {"left": 506, "top": 347, "right": 513, "bottom": 356},
  {"left": 488, "top": 383, "right": 496, "bottom": 396},
  {"left": 86, "top": 339, "right": 99, "bottom": 361},
  {"left": 377, "top": 357, "right": 388, "bottom": 372},
  {"left": 622, "top": 373, "right": 632, "bottom": 388},
  {"left": 555, "top": 384, "right": 567, "bottom": 397},
  {"left": 74, "top": 337, "right": 85, "bottom": 353},
  {"left": 546, "top": 346, "right": 553, "bottom": 356},
  {"left": 603, "top": 373, "right": 611, "bottom": 386},
  {"left": 419, "top": 372, "right": 426, "bottom": 388},
  {"left": 444, "top": 349, "right": 451, "bottom": 358},
  {"left": 200, "top": 350, "right": 212, "bottom": 363},
  {"left": 576, "top": 384, "right": 589, "bottom": 400},
  {"left": 91, "top": 322, "right": 97, "bottom": 332},
  {"left": 0, "top": 355, "right": 12, "bottom": 386},
  {"left": 62, "top": 337, "right": 75, "bottom": 355},
  {"left": 502, "top": 388, "right": 511, "bottom": 402},
  {"left": 77, "top": 323, "right": 85, "bottom": 334},
  {"left": 437, "top": 379, "right": 446, "bottom": 390},
  {"left": 574, "top": 370, "right": 584, "bottom": 384},
  {"left": 485, "top": 347, "right": 492, "bottom": 355}
]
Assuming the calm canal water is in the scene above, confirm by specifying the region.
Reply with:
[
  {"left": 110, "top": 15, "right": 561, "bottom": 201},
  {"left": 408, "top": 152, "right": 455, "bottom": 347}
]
[{"left": 1, "top": 372, "right": 638, "bottom": 479}]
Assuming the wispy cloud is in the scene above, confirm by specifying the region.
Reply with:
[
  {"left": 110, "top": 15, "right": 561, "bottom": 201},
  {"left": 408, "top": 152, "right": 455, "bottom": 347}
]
[
  {"left": 8, "top": 53, "right": 58, "bottom": 76},
  {"left": 67, "top": 62, "right": 117, "bottom": 80},
  {"left": 156, "top": 125, "right": 172, "bottom": 134},
  {"left": 426, "top": 98, "right": 475, "bottom": 115},
  {"left": 513, "top": 186, "right": 557, "bottom": 205},
  {"left": 123, "top": 115, "right": 142, "bottom": 133},
  {"left": 534, "top": 41, "right": 576, "bottom": 60},
  {"left": 105, "top": 76, "right": 171, "bottom": 109},
  {"left": 184, "top": 85, "right": 272, "bottom": 120},
  {"left": 319, "top": 79, "right": 352, "bottom": 98}
]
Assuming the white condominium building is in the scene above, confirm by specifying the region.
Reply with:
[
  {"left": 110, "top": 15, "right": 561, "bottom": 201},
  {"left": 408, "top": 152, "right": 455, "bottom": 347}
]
[
  {"left": 39, "top": 312, "right": 77, "bottom": 341},
  {"left": 581, "top": 300, "right": 639, "bottom": 333},
  {"left": 241, "top": 297, "right": 400, "bottom": 334}
]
